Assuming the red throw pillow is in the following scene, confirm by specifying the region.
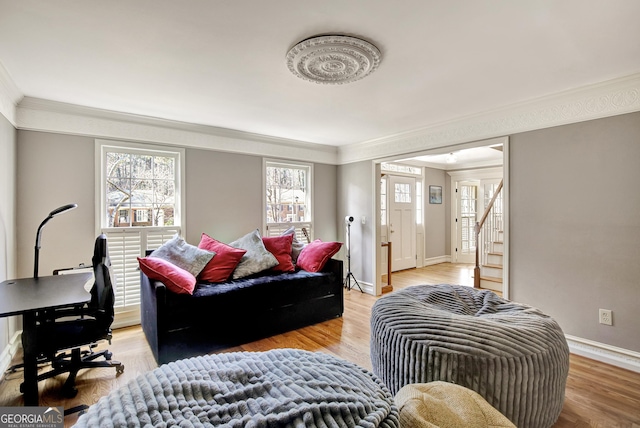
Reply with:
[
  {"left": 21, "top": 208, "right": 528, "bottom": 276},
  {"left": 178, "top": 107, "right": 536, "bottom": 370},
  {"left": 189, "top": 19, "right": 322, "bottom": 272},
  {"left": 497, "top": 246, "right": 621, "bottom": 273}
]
[
  {"left": 262, "top": 234, "right": 295, "bottom": 272},
  {"left": 296, "top": 239, "right": 342, "bottom": 272},
  {"left": 138, "top": 257, "right": 196, "bottom": 295},
  {"left": 197, "top": 233, "right": 247, "bottom": 282}
]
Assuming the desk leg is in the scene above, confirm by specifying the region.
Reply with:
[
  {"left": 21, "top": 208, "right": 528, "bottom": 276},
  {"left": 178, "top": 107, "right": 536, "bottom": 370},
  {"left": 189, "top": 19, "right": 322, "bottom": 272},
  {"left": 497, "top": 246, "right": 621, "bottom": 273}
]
[{"left": 21, "top": 312, "right": 39, "bottom": 406}]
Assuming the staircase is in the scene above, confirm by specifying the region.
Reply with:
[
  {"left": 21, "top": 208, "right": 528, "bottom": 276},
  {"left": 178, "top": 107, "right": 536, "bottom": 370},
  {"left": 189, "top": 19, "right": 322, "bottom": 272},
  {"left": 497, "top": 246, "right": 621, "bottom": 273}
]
[
  {"left": 479, "top": 230, "right": 503, "bottom": 292},
  {"left": 474, "top": 179, "right": 503, "bottom": 292}
]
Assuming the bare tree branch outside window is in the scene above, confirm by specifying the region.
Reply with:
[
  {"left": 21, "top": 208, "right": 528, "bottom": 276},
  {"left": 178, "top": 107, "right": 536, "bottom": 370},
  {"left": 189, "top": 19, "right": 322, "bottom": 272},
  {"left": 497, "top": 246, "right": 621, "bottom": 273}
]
[
  {"left": 266, "top": 165, "right": 308, "bottom": 224},
  {"left": 106, "top": 152, "right": 176, "bottom": 227}
]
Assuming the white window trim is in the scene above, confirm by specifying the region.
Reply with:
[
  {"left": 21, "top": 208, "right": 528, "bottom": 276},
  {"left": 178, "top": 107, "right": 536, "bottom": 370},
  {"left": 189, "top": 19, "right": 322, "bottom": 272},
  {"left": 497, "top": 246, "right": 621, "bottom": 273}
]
[
  {"left": 262, "top": 158, "right": 314, "bottom": 238},
  {"left": 95, "top": 139, "right": 186, "bottom": 326}
]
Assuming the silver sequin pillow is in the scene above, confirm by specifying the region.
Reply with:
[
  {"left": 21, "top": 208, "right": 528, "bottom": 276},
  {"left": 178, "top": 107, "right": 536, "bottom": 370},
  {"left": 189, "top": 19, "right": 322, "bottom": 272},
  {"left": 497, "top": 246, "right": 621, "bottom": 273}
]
[
  {"left": 150, "top": 234, "right": 214, "bottom": 277},
  {"left": 230, "top": 229, "right": 278, "bottom": 279}
]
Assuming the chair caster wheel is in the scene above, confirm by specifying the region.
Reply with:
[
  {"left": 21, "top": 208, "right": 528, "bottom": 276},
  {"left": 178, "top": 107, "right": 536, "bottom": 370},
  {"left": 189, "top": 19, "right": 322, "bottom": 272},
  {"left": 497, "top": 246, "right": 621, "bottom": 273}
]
[
  {"left": 104, "top": 350, "right": 113, "bottom": 360},
  {"left": 116, "top": 365, "right": 125, "bottom": 375},
  {"left": 62, "top": 385, "right": 78, "bottom": 398}
]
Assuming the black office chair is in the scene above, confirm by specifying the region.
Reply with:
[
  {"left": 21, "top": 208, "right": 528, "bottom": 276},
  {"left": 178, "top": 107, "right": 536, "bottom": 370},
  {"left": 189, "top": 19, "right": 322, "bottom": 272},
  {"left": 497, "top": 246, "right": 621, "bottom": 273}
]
[{"left": 22, "top": 234, "right": 125, "bottom": 397}]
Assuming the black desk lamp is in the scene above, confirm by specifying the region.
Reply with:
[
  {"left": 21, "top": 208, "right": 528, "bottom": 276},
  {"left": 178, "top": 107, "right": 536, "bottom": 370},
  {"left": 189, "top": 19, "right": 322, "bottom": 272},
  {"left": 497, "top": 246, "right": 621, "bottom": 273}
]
[{"left": 34, "top": 203, "right": 77, "bottom": 279}]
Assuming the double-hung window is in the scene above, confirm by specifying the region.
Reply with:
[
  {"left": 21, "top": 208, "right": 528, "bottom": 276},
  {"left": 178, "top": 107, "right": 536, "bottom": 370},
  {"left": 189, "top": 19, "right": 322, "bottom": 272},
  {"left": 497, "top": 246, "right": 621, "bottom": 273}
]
[
  {"left": 264, "top": 160, "right": 313, "bottom": 240},
  {"left": 97, "top": 140, "right": 185, "bottom": 326}
]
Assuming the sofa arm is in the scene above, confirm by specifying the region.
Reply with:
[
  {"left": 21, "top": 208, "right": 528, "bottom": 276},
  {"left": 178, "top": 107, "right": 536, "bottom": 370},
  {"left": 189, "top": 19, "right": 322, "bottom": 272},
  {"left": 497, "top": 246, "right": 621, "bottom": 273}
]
[
  {"left": 321, "top": 258, "right": 344, "bottom": 315},
  {"left": 140, "top": 270, "right": 167, "bottom": 364},
  {"left": 321, "top": 258, "right": 343, "bottom": 285}
]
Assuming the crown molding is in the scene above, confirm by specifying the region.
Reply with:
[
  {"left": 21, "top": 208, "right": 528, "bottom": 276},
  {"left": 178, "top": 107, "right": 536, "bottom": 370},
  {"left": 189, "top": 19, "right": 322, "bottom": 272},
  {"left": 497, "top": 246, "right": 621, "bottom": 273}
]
[
  {"left": 0, "top": 61, "right": 23, "bottom": 127},
  {"left": 16, "top": 97, "right": 339, "bottom": 165},
  {"left": 339, "top": 73, "right": 640, "bottom": 164},
  {"left": 12, "top": 73, "right": 640, "bottom": 165}
]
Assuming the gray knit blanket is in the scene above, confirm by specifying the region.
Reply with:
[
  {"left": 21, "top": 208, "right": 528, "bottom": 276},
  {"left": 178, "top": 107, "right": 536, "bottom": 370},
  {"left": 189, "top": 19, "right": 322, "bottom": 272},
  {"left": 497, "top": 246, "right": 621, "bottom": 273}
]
[{"left": 74, "top": 349, "right": 399, "bottom": 428}]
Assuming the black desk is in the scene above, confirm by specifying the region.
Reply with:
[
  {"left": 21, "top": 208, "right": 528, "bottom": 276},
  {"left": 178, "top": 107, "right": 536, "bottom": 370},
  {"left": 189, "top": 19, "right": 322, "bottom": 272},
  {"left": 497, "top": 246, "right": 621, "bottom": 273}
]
[{"left": 0, "top": 273, "right": 92, "bottom": 406}]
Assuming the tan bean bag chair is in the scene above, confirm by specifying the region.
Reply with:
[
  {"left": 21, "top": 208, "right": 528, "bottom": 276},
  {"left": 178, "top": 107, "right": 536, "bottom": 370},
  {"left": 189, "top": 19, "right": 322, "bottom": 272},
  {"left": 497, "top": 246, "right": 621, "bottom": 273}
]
[{"left": 395, "top": 382, "right": 515, "bottom": 428}]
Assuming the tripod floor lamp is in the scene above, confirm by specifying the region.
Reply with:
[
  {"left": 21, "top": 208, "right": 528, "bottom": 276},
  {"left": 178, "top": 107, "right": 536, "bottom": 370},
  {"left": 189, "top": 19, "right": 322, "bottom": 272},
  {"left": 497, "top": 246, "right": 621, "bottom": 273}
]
[{"left": 344, "top": 216, "right": 363, "bottom": 292}]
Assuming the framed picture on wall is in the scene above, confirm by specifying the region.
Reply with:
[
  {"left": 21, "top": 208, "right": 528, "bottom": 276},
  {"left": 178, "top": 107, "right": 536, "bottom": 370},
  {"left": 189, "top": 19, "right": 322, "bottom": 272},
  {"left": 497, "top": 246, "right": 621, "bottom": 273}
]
[{"left": 429, "top": 185, "right": 442, "bottom": 204}]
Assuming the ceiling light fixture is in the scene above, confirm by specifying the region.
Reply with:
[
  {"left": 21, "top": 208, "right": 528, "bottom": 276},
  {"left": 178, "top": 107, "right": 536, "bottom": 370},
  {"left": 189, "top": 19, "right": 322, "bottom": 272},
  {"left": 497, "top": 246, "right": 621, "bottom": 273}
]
[
  {"left": 446, "top": 153, "right": 457, "bottom": 164},
  {"left": 286, "top": 34, "right": 382, "bottom": 85}
]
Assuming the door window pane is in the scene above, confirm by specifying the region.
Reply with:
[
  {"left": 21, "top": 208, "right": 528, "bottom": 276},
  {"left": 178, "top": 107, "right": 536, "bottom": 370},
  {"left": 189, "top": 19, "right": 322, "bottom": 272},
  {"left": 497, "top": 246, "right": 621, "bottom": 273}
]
[{"left": 395, "top": 183, "right": 411, "bottom": 203}]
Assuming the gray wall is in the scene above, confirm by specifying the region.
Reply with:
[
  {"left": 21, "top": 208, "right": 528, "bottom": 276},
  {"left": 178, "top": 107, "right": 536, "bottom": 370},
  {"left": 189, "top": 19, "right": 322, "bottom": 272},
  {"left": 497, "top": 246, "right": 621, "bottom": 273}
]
[
  {"left": 423, "top": 167, "right": 447, "bottom": 260},
  {"left": 185, "top": 148, "right": 338, "bottom": 244},
  {"left": 17, "top": 132, "right": 96, "bottom": 277},
  {"left": 185, "top": 149, "right": 264, "bottom": 244},
  {"left": 510, "top": 111, "right": 640, "bottom": 352},
  {"left": 337, "top": 160, "right": 374, "bottom": 285},
  {"left": 0, "top": 113, "right": 17, "bottom": 357},
  {"left": 15, "top": 131, "right": 339, "bottom": 278},
  {"left": 313, "top": 163, "right": 338, "bottom": 243}
]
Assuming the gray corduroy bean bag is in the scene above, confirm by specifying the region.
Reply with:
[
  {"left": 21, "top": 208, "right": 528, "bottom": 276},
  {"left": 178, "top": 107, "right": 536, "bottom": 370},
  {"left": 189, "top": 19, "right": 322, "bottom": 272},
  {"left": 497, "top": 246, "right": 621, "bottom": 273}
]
[
  {"left": 370, "top": 284, "right": 569, "bottom": 428},
  {"left": 75, "top": 348, "right": 399, "bottom": 427}
]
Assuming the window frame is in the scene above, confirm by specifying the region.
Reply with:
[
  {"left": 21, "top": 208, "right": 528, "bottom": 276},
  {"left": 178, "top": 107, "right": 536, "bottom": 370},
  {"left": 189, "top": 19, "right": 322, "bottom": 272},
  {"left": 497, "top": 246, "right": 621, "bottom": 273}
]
[
  {"left": 95, "top": 140, "right": 185, "bottom": 327},
  {"left": 262, "top": 159, "right": 313, "bottom": 239}
]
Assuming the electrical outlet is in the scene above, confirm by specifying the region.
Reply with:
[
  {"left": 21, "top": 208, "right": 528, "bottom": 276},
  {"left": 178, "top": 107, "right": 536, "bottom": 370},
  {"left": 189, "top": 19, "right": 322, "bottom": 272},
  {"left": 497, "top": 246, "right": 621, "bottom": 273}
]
[{"left": 599, "top": 309, "right": 613, "bottom": 326}]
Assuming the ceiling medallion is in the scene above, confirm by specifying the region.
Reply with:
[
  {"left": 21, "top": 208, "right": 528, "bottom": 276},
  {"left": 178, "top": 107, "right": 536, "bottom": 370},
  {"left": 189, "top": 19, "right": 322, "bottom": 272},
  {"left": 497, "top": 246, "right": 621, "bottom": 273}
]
[{"left": 286, "top": 35, "right": 382, "bottom": 85}]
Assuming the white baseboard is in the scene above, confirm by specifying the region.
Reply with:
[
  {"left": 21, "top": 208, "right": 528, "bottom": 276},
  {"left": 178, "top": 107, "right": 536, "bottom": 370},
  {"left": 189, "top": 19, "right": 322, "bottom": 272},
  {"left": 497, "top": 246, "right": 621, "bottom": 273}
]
[
  {"left": 566, "top": 334, "right": 640, "bottom": 373},
  {"left": 0, "top": 331, "right": 22, "bottom": 378},
  {"left": 345, "top": 279, "right": 374, "bottom": 295},
  {"left": 423, "top": 256, "right": 451, "bottom": 266}
]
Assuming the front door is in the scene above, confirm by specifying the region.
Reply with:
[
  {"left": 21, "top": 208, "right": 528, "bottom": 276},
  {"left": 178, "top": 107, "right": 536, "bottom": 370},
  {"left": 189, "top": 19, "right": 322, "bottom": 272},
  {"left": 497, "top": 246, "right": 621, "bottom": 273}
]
[{"left": 389, "top": 175, "right": 416, "bottom": 271}]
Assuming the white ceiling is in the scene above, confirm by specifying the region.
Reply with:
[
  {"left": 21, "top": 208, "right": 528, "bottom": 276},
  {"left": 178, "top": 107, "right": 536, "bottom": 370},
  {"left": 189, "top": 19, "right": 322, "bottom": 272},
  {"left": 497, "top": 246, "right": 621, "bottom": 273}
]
[
  {"left": 1, "top": 1, "right": 639, "bottom": 147},
  {"left": 398, "top": 145, "right": 504, "bottom": 170}
]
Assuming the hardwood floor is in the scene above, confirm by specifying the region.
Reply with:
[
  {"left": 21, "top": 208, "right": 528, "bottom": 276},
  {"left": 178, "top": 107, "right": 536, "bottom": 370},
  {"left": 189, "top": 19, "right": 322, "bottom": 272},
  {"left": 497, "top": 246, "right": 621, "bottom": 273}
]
[{"left": 1, "top": 263, "right": 639, "bottom": 427}]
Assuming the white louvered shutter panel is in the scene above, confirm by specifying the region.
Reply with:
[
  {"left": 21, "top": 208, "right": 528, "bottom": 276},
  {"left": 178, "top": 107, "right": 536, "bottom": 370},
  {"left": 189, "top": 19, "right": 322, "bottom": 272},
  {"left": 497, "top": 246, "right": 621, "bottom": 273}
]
[
  {"left": 105, "top": 230, "right": 142, "bottom": 309},
  {"left": 105, "top": 228, "right": 180, "bottom": 309},
  {"left": 146, "top": 228, "right": 180, "bottom": 252}
]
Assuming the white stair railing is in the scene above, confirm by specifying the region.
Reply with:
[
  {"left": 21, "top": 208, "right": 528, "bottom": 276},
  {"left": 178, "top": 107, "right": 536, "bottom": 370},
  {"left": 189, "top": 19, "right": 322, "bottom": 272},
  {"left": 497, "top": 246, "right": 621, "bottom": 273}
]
[{"left": 474, "top": 180, "right": 503, "bottom": 288}]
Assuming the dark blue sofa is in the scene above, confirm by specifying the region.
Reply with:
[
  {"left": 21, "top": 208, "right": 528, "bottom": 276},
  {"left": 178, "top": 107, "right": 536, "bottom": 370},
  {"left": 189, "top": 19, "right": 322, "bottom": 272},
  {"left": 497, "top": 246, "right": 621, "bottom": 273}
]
[{"left": 141, "top": 258, "right": 344, "bottom": 364}]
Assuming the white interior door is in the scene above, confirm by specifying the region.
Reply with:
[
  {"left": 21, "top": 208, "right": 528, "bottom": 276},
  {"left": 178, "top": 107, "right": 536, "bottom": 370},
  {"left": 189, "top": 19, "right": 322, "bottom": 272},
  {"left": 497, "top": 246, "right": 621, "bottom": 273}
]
[
  {"left": 389, "top": 175, "right": 416, "bottom": 271},
  {"left": 455, "top": 181, "right": 478, "bottom": 263}
]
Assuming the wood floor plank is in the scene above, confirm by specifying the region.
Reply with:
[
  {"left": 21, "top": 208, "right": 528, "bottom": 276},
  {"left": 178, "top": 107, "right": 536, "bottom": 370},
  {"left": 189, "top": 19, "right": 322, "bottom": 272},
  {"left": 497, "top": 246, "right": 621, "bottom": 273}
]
[{"left": 1, "top": 263, "right": 638, "bottom": 427}]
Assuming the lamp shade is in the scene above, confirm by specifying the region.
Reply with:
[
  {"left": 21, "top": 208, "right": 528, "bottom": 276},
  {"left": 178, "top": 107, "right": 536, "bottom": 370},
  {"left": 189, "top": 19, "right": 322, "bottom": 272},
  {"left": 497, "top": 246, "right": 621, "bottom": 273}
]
[{"left": 49, "top": 203, "right": 77, "bottom": 217}]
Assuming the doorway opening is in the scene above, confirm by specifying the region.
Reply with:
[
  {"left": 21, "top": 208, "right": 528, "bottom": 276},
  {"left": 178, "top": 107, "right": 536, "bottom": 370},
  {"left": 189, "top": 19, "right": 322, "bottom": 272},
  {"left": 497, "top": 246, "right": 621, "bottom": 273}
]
[{"left": 376, "top": 137, "right": 508, "bottom": 297}]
